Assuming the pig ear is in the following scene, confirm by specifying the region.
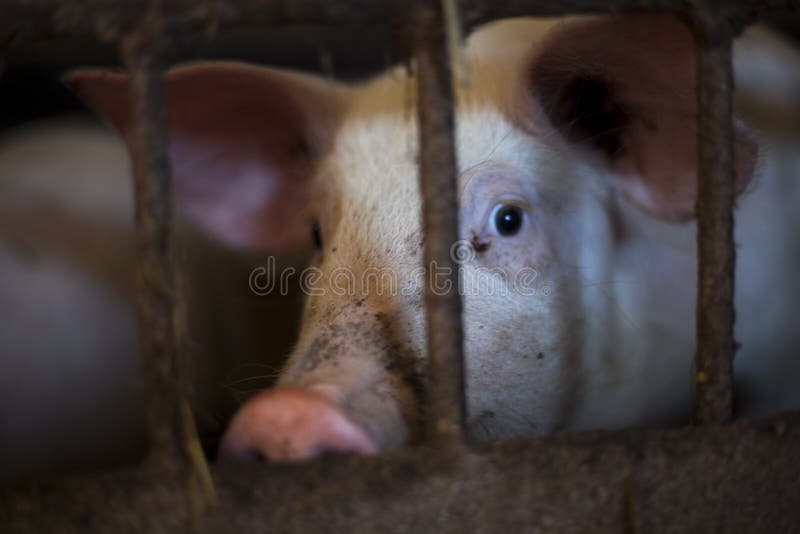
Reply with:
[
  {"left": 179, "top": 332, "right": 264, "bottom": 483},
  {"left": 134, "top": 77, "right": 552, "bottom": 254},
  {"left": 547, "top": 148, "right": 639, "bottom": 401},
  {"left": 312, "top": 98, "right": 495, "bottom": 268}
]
[
  {"left": 526, "top": 15, "right": 757, "bottom": 221},
  {"left": 65, "top": 62, "right": 346, "bottom": 252}
]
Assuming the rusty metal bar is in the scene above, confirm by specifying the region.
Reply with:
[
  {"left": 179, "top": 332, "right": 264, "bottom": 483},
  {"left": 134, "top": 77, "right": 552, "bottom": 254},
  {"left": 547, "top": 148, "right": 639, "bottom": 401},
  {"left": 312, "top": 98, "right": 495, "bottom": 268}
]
[
  {"left": 122, "top": 14, "right": 186, "bottom": 468},
  {"left": 690, "top": 16, "right": 738, "bottom": 425},
  {"left": 414, "top": 0, "right": 466, "bottom": 447},
  {"left": 1, "top": 0, "right": 797, "bottom": 44},
  {"left": 120, "top": 6, "right": 214, "bottom": 510},
  {"left": 3, "top": 412, "right": 799, "bottom": 533}
]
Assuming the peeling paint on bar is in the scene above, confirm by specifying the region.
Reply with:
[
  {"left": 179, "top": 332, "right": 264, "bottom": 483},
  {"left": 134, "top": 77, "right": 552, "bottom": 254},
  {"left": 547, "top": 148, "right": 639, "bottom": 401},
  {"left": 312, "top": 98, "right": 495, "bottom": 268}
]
[{"left": 414, "top": 0, "right": 466, "bottom": 448}]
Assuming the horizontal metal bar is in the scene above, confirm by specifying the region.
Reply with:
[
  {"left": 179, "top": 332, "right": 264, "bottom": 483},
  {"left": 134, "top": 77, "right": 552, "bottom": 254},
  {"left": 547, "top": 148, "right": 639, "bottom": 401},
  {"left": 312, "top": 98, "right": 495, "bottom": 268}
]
[
  {"left": 3, "top": 412, "right": 799, "bottom": 532},
  {"left": 414, "top": 0, "right": 466, "bottom": 448},
  {"left": 1, "top": 0, "right": 798, "bottom": 44}
]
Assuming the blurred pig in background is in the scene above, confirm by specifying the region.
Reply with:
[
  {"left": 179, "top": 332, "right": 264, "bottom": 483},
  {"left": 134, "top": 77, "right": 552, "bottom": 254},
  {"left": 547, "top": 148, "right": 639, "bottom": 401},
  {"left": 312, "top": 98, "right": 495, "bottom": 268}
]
[{"left": 0, "top": 120, "right": 307, "bottom": 479}]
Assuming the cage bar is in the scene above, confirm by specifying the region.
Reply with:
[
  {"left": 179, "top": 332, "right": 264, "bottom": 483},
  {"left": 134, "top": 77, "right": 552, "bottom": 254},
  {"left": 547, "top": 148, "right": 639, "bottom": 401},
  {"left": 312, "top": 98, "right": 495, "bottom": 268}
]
[
  {"left": 3, "top": 412, "right": 800, "bottom": 532},
  {"left": 1, "top": 0, "right": 798, "bottom": 44},
  {"left": 691, "top": 19, "right": 737, "bottom": 424},
  {"left": 121, "top": 18, "right": 181, "bottom": 465},
  {"left": 414, "top": 0, "right": 466, "bottom": 447},
  {"left": 120, "top": 8, "right": 211, "bottom": 496}
]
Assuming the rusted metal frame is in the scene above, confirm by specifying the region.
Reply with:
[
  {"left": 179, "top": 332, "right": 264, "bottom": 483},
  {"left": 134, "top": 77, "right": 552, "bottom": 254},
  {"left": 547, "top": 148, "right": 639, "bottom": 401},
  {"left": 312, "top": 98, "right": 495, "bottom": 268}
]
[
  {"left": 120, "top": 1, "right": 213, "bottom": 508},
  {"left": 414, "top": 0, "right": 466, "bottom": 448},
  {"left": 3, "top": 412, "right": 800, "bottom": 533},
  {"left": 688, "top": 12, "right": 740, "bottom": 425},
  {"left": 0, "top": 5, "right": 798, "bottom": 534},
  {"left": 1, "top": 0, "right": 798, "bottom": 44}
]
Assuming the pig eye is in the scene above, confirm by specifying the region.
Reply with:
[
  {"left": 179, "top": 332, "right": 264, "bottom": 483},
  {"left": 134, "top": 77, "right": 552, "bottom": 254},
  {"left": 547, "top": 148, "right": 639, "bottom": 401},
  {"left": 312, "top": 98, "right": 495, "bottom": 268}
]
[
  {"left": 311, "top": 221, "right": 323, "bottom": 249},
  {"left": 490, "top": 204, "right": 524, "bottom": 237}
]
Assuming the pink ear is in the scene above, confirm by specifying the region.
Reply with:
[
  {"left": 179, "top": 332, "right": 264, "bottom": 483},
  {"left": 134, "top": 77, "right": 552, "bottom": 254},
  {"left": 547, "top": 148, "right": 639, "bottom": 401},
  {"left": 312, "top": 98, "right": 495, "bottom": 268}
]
[
  {"left": 65, "top": 62, "right": 345, "bottom": 252},
  {"left": 527, "top": 15, "right": 758, "bottom": 221}
]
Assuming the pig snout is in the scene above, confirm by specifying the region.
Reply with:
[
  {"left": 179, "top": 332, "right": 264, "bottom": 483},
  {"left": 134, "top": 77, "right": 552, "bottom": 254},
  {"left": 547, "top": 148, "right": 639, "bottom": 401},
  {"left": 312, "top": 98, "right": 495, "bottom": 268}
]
[{"left": 218, "top": 386, "right": 379, "bottom": 462}]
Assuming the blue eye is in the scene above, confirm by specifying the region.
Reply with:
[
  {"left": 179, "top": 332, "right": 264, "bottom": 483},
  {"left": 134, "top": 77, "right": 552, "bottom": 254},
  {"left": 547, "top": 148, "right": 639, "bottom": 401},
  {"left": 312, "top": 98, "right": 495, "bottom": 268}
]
[{"left": 491, "top": 204, "right": 524, "bottom": 237}]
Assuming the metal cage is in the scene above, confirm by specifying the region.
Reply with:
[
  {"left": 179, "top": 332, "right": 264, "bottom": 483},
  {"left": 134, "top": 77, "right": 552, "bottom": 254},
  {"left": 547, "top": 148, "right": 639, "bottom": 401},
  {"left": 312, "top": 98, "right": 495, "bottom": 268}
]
[{"left": 2, "top": 1, "right": 800, "bottom": 532}]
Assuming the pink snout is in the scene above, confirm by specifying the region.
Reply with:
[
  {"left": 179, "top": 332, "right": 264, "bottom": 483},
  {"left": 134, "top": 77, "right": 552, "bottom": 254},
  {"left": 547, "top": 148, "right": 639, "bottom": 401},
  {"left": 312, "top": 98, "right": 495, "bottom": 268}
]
[{"left": 218, "top": 386, "right": 379, "bottom": 462}]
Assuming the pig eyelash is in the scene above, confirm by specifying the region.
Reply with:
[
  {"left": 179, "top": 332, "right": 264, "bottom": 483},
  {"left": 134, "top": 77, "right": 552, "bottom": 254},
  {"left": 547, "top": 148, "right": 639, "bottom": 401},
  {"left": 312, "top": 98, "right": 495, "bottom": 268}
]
[{"left": 459, "top": 125, "right": 518, "bottom": 185}]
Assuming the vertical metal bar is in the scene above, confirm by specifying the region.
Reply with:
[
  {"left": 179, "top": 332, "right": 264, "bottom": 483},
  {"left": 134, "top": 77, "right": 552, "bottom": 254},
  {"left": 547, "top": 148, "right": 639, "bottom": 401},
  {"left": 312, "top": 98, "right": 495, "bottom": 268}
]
[
  {"left": 122, "top": 25, "right": 185, "bottom": 467},
  {"left": 121, "top": 8, "right": 217, "bottom": 517},
  {"left": 120, "top": 8, "right": 214, "bottom": 503},
  {"left": 414, "top": 0, "right": 465, "bottom": 447},
  {"left": 692, "top": 19, "right": 736, "bottom": 425}
]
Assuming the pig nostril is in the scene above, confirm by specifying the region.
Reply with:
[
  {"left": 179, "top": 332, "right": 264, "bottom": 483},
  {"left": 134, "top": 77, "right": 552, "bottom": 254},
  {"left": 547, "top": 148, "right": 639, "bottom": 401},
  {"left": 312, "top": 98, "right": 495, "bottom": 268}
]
[{"left": 218, "top": 386, "right": 379, "bottom": 462}]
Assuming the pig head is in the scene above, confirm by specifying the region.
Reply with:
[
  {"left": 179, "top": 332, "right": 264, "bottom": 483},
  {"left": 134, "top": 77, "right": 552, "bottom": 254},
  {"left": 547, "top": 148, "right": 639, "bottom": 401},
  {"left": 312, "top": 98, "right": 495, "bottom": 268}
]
[{"left": 68, "top": 15, "right": 758, "bottom": 461}]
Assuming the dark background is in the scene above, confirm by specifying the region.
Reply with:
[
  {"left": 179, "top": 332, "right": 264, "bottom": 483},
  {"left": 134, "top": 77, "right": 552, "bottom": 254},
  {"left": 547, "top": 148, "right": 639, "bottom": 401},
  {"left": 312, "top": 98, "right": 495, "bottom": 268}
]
[
  {"left": 0, "top": 25, "right": 402, "bottom": 133},
  {"left": 2, "top": 16, "right": 798, "bottom": 133}
]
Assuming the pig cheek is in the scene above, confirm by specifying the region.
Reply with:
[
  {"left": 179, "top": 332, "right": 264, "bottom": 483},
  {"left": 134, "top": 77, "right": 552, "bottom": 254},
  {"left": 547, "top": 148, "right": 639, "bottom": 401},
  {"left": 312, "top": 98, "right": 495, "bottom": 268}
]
[
  {"left": 461, "top": 261, "right": 575, "bottom": 441},
  {"left": 462, "top": 304, "right": 560, "bottom": 440}
]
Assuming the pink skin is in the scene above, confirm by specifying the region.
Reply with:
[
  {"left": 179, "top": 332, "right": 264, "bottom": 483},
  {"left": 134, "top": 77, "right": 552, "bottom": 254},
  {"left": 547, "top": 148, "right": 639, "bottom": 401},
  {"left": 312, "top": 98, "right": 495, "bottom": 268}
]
[{"left": 218, "top": 387, "right": 379, "bottom": 462}]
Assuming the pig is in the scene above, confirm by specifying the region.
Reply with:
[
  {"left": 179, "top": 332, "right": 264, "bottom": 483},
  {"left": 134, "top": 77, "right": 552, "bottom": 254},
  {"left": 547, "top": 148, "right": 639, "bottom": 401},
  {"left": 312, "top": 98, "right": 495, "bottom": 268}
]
[
  {"left": 37, "top": 14, "right": 800, "bottom": 463},
  {"left": 0, "top": 120, "right": 307, "bottom": 479}
]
